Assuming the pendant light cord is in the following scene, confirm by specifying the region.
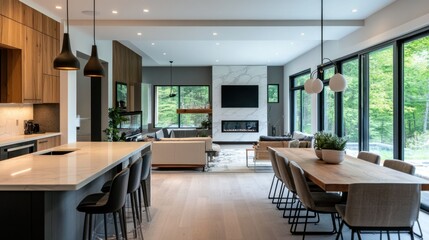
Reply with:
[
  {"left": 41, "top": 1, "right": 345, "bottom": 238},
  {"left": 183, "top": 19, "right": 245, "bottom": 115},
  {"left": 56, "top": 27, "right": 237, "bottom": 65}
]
[
  {"left": 66, "top": 0, "right": 69, "bottom": 34},
  {"left": 321, "top": 0, "right": 323, "bottom": 64},
  {"left": 170, "top": 61, "right": 173, "bottom": 86},
  {"left": 93, "top": 0, "right": 96, "bottom": 45}
]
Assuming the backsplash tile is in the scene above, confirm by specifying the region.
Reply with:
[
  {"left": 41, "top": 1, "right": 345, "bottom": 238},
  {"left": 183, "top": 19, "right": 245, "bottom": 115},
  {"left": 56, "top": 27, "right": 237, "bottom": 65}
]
[{"left": 0, "top": 105, "right": 33, "bottom": 136}]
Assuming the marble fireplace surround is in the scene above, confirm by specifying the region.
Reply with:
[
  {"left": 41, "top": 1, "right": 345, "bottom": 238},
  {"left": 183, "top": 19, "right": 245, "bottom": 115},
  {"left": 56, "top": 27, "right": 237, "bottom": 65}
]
[{"left": 212, "top": 66, "right": 268, "bottom": 142}]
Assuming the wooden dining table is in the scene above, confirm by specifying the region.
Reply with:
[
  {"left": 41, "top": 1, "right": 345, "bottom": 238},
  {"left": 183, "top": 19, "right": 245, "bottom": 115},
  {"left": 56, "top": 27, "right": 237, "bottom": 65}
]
[{"left": 273, "top": 148, "right": 429, "bottom": 192}]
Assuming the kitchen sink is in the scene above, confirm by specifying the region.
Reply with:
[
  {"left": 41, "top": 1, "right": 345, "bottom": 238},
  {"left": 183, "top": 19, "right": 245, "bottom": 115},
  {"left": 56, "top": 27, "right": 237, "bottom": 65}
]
[{"left": 39, "top": 150, "right": 75, "bottom": 155}]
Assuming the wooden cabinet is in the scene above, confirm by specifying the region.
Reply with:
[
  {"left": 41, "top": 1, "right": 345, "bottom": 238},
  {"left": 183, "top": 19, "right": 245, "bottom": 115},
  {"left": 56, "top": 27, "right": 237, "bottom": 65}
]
[
  {"left": 42, "top": 75, "right": 59, "bottom": 103},
  {"left": 1, "top": 16, "right": 24, "bottom": 49},
  {"left": 37, "top": 135, "right": 61, "bottom": 151},
  {"left": 42, "top": 34, "right": 60, "bottom": 77},
  {"left": 23, "top": 27, "right": 43, "bottom": 103},
  {"left": 0, "top": 0, "right": 23, "bottom": 24}
]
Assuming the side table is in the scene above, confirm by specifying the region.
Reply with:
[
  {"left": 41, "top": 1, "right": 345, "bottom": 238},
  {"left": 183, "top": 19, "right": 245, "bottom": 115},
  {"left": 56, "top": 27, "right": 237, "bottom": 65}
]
[{"left": 246, "top": 148, "right": 255, "bottom": 167}]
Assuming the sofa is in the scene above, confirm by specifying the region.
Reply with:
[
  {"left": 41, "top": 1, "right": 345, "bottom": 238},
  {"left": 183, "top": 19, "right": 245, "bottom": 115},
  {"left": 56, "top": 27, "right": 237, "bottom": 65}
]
[
  {"left": 152, "top": 141, "right": 207, "bottom": 170},
  {"left": 253, "top": 134, "right": 312, "bottom": 160}
]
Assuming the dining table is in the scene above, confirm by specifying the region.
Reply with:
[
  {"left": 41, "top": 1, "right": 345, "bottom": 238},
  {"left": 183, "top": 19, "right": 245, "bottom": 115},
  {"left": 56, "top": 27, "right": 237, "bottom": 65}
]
[{"left": 273, "top": 148, "right": 429, "bottom": 192}]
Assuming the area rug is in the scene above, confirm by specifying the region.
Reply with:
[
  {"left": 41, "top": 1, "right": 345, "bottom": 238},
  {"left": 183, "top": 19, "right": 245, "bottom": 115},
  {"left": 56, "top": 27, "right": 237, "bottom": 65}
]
[{"left": 208, "top": 146, "right": 273, "bottom": 173}]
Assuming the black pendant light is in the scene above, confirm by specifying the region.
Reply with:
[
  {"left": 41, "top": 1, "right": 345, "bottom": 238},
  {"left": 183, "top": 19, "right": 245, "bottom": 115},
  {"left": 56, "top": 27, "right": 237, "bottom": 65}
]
[
  {"left": 53, "top": 0, "right": 80, "bottom": 70},
  {"left": 168, "top": 61, "right": 176, "bottom": 97},
  {"left": 84, "top": 0, "right": 105, "bottom": 77}
]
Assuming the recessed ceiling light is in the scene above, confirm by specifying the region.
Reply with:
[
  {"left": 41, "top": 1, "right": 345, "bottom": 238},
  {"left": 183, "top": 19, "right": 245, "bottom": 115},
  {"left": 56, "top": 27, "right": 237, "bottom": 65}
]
[
  {"left": 352, "top": 9, "right": 358, "bottom": 13},
  {"left": 215, "top": 42, "right": 220, "bottom": 46},
  {"left": 55, "top": 5, "right": 62, "bottom": 10},
  {"left": 290, "top": 42, "right": 295, "bottom": 45},
  {"left": 212, "top": 32, "right": 218, "bottom": 36},
  {"left": 275, "top": 52, "right": 279, "bottom": 56},
  {"left": 137, "top": 32, "right": 142, "bottom": 36},
  {"left": 215, "top": 60, "right": 219, "bottom": 63},
  {"left": 143, "top": 9, "right": 149, "bottom": 13},
  {"left": 151, "top": 43, "right": 155, "bottom": 46},
  {"left": 300, "top": 32, "right": 305, "bottom": 36},
  {"left": 112, "top": 10, "right": 118, "bottom": 14},
  {"left": 163, "top": 52, "right": 167, "bottom": 56}
]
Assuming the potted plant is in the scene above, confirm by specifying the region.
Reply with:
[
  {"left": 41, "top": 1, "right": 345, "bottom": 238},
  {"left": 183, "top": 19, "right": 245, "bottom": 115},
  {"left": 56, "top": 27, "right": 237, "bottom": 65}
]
[
  {"left": 321, "top": 134, "right": 348, "bottom": 164},
  {"left": 313, "top": 131, "right": 330, "bottom": 159},
  {"left": 104, "top": 108, "right": 127, "bottom": 142}
]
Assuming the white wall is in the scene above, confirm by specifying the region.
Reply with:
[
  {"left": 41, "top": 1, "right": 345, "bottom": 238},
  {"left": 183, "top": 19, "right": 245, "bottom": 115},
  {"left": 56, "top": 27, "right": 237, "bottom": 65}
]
[
  {"left": 60, "top": 25, "right": 113, "bottom": 144},
  {"left": 283, "top": 0, "right": 429, "bottom": 134},
  {"left": 212, "top": 66, "right": 268, "bottom": 142}
]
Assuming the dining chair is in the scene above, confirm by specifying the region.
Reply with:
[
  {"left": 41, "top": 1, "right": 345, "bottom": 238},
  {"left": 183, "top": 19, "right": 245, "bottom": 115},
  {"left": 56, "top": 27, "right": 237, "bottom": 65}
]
[
  {"left": 274, "top": 152, "right": 298, "bottom": 214},
  {"left": 383, "top": 159, "right": 422, "bottom": 238},
  {"left": 289, "top": 161, "right": 342, "bottom": 239},
  {"left": 138, "top": 150, "right": 152, "bottom": 222},
  {"left": 383, "top": 159, "right": 415, "bottom": 175},
  {"left": 357, "top": 151, "right": 380, "bottom": 165},
  {"left": 267, "top": 147, "right": 284, "bottom": 204},
  {"left": 335, "top": 183, "right": 420, "bottom": 240}
]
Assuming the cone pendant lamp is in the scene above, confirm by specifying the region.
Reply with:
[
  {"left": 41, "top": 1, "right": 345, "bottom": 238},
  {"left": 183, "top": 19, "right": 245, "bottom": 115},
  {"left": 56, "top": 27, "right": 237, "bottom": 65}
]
[
  {"left": 84, "top": 0, "right": 105, "bottom": 77},
  {"left": 53, "top": 0, "right": 80, "bottom": 70}
]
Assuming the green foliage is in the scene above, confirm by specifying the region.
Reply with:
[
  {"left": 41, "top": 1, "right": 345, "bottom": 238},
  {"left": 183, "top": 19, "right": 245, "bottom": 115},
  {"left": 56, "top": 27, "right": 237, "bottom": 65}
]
[
  {"left": 200, "top": 116, "right": 212, "bottom": 129},
  {"left": 314, "top": 131, "right": 347, "bottom": 151},
  {"left": 155, "top": 86, "right": 209, "bottom": 128},
  {"left": 268, "top": 84, "right": 279, "bottom": 103},
  {"left": 104, "top": 108, "right": 127, "bottom": 142}
]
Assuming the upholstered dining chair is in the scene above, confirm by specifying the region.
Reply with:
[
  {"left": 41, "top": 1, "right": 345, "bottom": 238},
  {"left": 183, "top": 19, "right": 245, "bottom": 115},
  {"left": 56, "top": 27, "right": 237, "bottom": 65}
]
[
  {"left": 335, "top": 183, "right": 420, "bottom": 240},
  {"left": 267, "top": 147, "right": 284, "bottom": 203},
  {"left": 383, "top": 159, "right": 416, "bottom": 175},
  {"left": 289, "top": 161, "right": 342, "bottom": 239},
  {"left": 357, "top": 151, "right": 380, "bottom": 165},
  {"left": 383, "top": 159, "right": 422, "bottom": 238}
]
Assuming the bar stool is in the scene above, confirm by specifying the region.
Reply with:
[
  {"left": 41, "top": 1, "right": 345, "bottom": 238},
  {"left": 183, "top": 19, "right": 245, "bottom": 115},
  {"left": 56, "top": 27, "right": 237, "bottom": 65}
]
[
  {"left": 138, "top": 150, "right": 152, "bottom": 222},
  {"left": 77, "top": 168, "right": 129, "bottom": 240},
  {"left": 101, "top": 157, "right": 144, "bottom": 239}
]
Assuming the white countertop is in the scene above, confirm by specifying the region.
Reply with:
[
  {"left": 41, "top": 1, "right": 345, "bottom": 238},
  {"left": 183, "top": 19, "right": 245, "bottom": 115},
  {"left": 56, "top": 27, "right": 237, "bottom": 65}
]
[
  {"left": 0, "top": 141, "right": 151, "bottom": 191},
  {"left": 0, "top": 132, "right": 61, "bottom": 147}
]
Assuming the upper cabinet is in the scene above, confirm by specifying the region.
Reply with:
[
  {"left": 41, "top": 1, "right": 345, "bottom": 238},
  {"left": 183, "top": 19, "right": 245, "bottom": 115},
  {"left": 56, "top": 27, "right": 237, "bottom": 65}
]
[
  {"left": 1, "top": 16, "right": 24, "bottom": 49},
  {"left": 0, "top": 0, "right": 60, "bottom": 104},
  {"left": 23, "top": 27, "right": 43, "bottom": 103},
  {"left": 42, "top": 34, "right": 60, "bottom": 77}
]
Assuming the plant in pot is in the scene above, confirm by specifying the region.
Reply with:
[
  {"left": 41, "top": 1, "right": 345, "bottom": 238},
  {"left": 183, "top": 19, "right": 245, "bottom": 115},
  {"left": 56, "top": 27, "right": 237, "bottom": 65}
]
[
  {"left": 314, "top": 131, "right": 331, "bottom": 159},
  {"left": 104, "top": 108, "right": 127, "bottom": 142},
  {"left": 321, "top": 134, "right": 348, "bottom": 164}
]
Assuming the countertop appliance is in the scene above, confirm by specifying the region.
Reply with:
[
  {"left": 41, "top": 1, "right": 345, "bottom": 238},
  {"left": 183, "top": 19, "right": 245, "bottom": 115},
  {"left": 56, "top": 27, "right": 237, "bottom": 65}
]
[
  {"left": 0, "top": 140, "right": 36, "bottom": 160},
  {"left": 24, "top": 120, "right": 40, "bottom": 134}
]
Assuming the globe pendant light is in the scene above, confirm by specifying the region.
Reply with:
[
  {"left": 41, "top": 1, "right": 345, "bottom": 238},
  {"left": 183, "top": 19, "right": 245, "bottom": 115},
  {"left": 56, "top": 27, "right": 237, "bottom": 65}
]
[
  {"left": 84, "top": 0, "right": 105, "bottom": 77},
  {"left": 168, "top": 61, "right": 176, "bottom": 97},
  {"left": 53, "top": 0, "right": 80, "bottom": 70},
  {"left": 303, "top": 0, "right": 346, "bottom": 94}
]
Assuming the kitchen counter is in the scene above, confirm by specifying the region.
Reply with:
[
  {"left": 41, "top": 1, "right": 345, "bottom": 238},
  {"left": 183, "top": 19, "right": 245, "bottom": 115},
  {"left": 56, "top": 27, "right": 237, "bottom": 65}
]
[
  {"left": 0, "top": 141, "right": 150, "bottom": 191},
  {"left": 0, "top": 141, "right": 151, "bottom": 240},
  {"left": 0, "top": 132, "right": 61, "bottom": 147}
]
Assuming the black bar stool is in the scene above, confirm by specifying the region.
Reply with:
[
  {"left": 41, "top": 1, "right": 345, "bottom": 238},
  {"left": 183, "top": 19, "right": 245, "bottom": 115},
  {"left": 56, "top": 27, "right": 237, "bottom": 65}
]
[
  {"left": 138, "top": 150, "right": 152, "bottom": 222},
  {"left": 102, "top": 157, "right": 144, "bottom": 239},
  {"left": 77, "top": 168, "right": 129, "bottom": 240}
]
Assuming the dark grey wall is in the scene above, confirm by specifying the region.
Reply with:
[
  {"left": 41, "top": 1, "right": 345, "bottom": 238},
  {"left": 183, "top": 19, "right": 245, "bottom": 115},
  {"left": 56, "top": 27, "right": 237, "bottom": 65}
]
[
  {"left": 267, "top": 66, "right": 284, "bottom": 136},
  {"left": 142, "top": 66, "right": 284, "bottom": 135},
  {"left": 142, "top": 67, "right": 212, "bottom": 86}
]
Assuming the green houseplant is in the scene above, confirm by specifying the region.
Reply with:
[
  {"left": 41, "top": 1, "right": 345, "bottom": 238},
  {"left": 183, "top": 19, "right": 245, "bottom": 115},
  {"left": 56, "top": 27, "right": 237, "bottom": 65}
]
[
  {"left": 320, "top": 133, "right": 348, "bottom": 164},
  {"left": 313, "top": 131, "right": 331, "bottom": 159},
  {"left": 104, "top": 108, "right": 127, "bottom": 142}
]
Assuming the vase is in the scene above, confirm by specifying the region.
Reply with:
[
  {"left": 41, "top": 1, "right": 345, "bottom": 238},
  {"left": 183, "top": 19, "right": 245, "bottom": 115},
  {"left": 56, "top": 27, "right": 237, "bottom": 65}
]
[
  {"left": 314, "top": 149, "right": 323, "bottom": 160},
  {"left": 321, "top": 149, "right": 345, "bottom": 164}
]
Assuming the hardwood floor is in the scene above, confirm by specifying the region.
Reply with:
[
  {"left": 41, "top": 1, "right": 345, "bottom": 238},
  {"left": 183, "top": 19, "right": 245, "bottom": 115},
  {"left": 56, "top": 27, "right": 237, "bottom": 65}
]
[{"left": 141, "top": 171, "right": 429, "bottom": 240}]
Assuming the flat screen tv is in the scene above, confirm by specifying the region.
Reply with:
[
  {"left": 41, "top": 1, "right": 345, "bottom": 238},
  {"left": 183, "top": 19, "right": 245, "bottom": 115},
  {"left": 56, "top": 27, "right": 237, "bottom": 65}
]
[{"left": 221, "top": 85, "right": 259, "bottom": 108}]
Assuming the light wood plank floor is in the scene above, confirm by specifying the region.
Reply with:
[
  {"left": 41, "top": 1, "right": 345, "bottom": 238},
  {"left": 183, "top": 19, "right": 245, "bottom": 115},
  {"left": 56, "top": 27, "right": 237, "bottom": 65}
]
[{"left": 141, "top": 172, "right": 429, "bottom": 240}]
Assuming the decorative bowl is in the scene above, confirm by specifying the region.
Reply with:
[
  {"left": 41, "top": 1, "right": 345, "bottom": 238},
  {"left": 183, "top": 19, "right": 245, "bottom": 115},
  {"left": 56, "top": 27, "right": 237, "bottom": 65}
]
[{"left": 321, "top": 149, "right": 345, "bottom": 164}]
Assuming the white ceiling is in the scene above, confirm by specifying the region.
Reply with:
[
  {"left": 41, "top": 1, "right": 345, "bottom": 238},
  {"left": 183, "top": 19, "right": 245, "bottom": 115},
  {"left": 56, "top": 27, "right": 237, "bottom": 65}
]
[{"left": 23, "top": 0, "right": 396, "bottom": 66}]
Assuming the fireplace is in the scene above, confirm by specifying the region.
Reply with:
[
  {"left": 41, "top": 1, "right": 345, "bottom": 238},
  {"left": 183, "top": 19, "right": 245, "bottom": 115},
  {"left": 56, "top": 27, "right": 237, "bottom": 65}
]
[{"left": 222, "top": 120, "right": 259, "bottom": 133}]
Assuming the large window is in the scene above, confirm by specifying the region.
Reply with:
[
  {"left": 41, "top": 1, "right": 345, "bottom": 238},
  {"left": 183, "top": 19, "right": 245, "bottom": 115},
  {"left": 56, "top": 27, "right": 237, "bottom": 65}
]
[
  {"left": 155, "top": 85, "right": 209, "bottom": 128},
  {"left": 403, "top": 35, "right": 429, "bottom": 163},
  {"left": 322, "top": 66, "right": 336, "bottom": 133},
  {"left": 341, "top": 58, "right": 359, "bottom": 155},
  {"left": 368, "top": 46, "right": 394, "bottom": 160},
  {"left": 290, "top": 71, "right": 312, "bottom": 133}
]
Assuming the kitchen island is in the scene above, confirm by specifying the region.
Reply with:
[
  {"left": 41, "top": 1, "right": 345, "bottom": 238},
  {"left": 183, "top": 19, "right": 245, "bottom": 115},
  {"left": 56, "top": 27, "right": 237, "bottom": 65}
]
[{"left": 0, "top": 141, "right": 151, "bottom": 240}]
